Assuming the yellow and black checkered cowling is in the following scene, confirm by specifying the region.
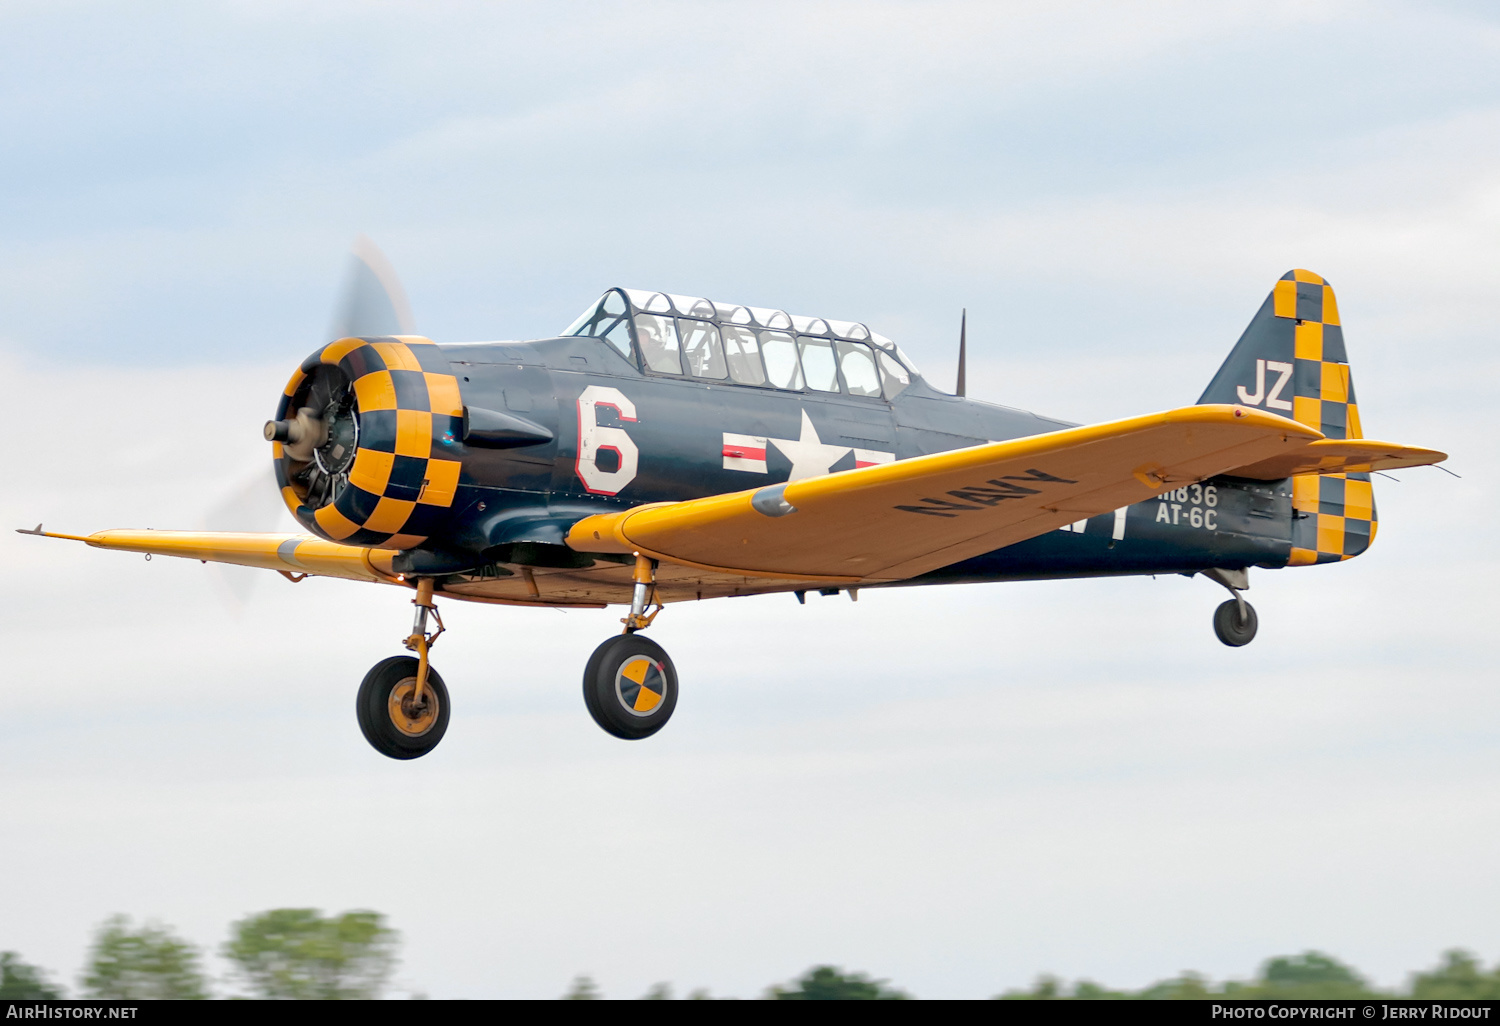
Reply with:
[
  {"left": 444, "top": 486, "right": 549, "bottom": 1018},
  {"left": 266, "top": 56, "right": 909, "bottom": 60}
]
[{"left": 273, "top": 336, "right": 466, "bottom": 549}]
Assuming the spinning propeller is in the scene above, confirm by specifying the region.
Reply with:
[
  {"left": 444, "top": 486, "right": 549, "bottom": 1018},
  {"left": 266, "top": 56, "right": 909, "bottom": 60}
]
[
  {"left": 203, "top": 237, "right": 417, "bottom": 607},
  {"left": 265, "top": 234, "right": 416, "bottom": 472},
  {"left": 329, "top": 234, "right": 417, "bottom": 340}
]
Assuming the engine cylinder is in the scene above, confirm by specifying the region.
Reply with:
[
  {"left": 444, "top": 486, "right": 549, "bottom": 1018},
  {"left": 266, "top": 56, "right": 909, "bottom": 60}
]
[{"left": 271, "top": 337, "right": 467, "bottom": 549}]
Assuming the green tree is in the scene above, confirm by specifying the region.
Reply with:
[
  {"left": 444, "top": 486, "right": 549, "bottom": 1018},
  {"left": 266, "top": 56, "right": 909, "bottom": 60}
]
[
  {"left": 222, "top": 908, "right": 397, "bottom": 1000},
  {"left": 1136, "top": 971, "right": 1217, "bottom": 1000},
  {"left": 1029, "top": 974, "right": 1062, "bottom": 999},
  {"left": 1411, "top": 950, "right": 1500, "bottom": 999},
  {"left": 80, "top": 916, "right": 208, "bottom": 999},
  {"left": 770, "top": 965, "right": 909, "bottom": 1000},
  {"left": 0, "top": 952, "right": 63, "bottom": 999},
  {"left": 1252, "top": 951, "right": 1373, "bottom": 998},
  {"left": 999, "top": 950, "right": 1380, "bottom": 1000},
  {"left": 562, "top": 974, "right": 601, "bottom": 999},
  {"left": 998, "top": 975, "right": 1130, "bottom": 1000}
]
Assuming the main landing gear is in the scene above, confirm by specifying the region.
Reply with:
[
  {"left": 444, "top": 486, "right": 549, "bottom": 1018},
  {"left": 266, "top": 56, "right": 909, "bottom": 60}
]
[
  {"left": 357, "top": 578, "right": 450, "bottom": 760},
  {"left": 582, "top": 555, "right": 678, "bottom": 740},
  {"left": 1203, "top": 567, "right": 1258, "bottom": 647},
  {"left": 355, "top": 557, "right": 680, "bottom": 756}
]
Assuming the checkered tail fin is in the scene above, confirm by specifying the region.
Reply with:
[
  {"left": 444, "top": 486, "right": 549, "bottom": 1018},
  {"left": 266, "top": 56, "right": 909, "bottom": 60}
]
[{"left": 1197, "top": 269, "right": 1376, "bottom": 565}]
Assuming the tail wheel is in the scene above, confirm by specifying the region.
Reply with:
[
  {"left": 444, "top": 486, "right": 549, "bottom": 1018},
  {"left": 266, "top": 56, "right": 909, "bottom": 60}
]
[
  {"left": 1212, "top": 599, "right": 1258, "bottom": 647},
  {"left": 583, "top": 635, "right": 678, "bottom": 740},
  {"left": 357, "top": 655, "right": 451, "bottom": 759}
]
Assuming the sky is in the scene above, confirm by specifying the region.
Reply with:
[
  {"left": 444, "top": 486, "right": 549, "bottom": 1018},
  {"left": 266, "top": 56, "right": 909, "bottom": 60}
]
[{"left": 0, "top": 0, "right": 1497, "bottom": 999}]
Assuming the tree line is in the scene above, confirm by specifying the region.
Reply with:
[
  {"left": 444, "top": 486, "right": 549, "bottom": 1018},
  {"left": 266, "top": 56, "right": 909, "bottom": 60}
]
[
  {"left": 568, "top": 953, "right": 1500, "bottom": 1000},
  {"left": 1, "top": 910, "right": 395, "bottom": 1000},
  {"left": 997, "top": 950, "right": 1500, "bottom": 1001},
  {"left": 6, "top": 921, "right": 1500, "bottom": 999}
]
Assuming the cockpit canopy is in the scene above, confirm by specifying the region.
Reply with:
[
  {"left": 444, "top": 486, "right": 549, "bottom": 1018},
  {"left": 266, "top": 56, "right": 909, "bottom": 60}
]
[{"left": 562, "top": 288, "right": 917, "bottom": 400}]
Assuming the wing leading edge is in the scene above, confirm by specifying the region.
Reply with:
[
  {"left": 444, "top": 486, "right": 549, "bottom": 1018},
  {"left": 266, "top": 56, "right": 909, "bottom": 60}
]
[
  {"left": 567, "top": 404, "right": 1362, "bottom": 582},
  {"left": 20, "top": 528, "right": 401, "bottom": 583}
]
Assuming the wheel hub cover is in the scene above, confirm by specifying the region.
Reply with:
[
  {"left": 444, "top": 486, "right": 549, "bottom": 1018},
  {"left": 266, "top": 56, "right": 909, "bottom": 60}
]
[
  {"left": 388, "top": 679, "right": 439, "bottom": 736},
  {"left": 615, "top": 656, "right": 666, "bottom": 716}
]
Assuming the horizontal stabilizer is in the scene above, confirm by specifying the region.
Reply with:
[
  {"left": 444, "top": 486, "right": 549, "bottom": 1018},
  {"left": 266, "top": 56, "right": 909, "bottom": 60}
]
[{"left": 1224, "top": 438, "right": 1447, "bottom": 480}]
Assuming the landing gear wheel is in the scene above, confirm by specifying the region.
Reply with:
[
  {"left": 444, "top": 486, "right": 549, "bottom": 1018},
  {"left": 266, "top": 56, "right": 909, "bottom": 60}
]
[
  {"left": 583, "top": 634, "right": 678, "bottom": 740},
  {"left": 1213, "top": 599, "right": 1258, "bottom": 647},
  {"left": 356, "top": 655, "right": 451, "bottom": 759}
]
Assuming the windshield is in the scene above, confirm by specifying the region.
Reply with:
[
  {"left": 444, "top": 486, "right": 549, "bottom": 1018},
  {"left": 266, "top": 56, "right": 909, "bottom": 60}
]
[{"left": 561, "top": 288, "right": 633, "bottom": 358}]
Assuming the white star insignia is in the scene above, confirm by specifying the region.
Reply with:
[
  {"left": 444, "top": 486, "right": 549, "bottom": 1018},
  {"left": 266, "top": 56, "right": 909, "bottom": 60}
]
[{"left": 768, "top": 410, "right": 852, "bottom": 481}]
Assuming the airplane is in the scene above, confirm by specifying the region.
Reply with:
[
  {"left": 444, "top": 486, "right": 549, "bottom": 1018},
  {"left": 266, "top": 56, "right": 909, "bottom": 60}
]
[{"left": 20, "top": 256, "right": 1446, "bottom": 760}]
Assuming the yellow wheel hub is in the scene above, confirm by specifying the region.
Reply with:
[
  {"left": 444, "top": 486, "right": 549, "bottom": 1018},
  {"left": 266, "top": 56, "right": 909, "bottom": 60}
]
[
  {"left": 388, "top": 679, "right": 440, "bottom": 737},
  {"left": 615, "top": 655, "right": 665, "bottom": 716}
]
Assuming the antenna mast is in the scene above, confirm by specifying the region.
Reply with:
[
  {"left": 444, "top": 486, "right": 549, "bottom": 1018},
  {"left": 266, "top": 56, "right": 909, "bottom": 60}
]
[{"left": 956, "top": 308, "right": 967, "bottom": 397}]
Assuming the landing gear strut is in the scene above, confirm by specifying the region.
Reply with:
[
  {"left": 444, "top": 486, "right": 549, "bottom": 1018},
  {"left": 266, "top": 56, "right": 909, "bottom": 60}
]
[
  {"left": 582, "top": 555, "right": 678, "bottom": 739},
  {"left": 356, "top": 578, "right": 451, "bottom": 759},
  {"left": 1204, "top": 567, "right": 1258, "bottom": 647}
]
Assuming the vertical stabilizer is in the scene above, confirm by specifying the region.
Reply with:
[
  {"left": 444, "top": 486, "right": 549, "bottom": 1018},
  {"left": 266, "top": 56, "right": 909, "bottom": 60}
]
[{"left": 1198, "top": 270, "right": 1376, "bottom": 565}]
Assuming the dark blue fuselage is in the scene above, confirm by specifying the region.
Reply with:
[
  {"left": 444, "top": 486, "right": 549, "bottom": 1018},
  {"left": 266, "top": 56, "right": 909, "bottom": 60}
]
[{"left": 430, "top": 335, "right": 1294, "bottom": 582}]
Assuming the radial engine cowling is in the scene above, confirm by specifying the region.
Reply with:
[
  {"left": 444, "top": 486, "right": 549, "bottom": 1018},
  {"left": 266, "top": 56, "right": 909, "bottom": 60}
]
[{"left": 268, "top": 336, "right": 467, "bottom": 548}]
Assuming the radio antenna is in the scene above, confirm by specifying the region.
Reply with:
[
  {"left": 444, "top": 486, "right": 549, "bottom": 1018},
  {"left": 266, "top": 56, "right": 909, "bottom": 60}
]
[{"left": 956, "top": 308, "right": 967, "bottom": 397}]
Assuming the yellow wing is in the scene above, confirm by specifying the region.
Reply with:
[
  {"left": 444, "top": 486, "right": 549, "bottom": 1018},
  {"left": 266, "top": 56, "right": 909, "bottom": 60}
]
[
  {"left": 19, "top": 526, "right": 623, "bottom": 607},
  {"left": 565, "top": 404, "right": 1336, "bottom": 583},
  {"left": 20, "top": 528, "right": 401, "bottom": 583}
]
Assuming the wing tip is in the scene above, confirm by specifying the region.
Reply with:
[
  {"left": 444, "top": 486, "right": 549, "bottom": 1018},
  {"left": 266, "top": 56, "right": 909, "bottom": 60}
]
[{"left": 15, "top": 524, "right": 91, "bottom": 542}]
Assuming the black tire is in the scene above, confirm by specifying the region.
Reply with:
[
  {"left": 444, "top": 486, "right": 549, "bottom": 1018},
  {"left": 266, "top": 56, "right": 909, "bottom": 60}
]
[
  {"left": 356, "top": 655, "right": 451, "bottom": 760},
  {"left": 1213, "top": 599, "right": 1258, "bottom": 647},
  {"left": 582, "top": 634, "right": 678, "bottom": 740}
]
